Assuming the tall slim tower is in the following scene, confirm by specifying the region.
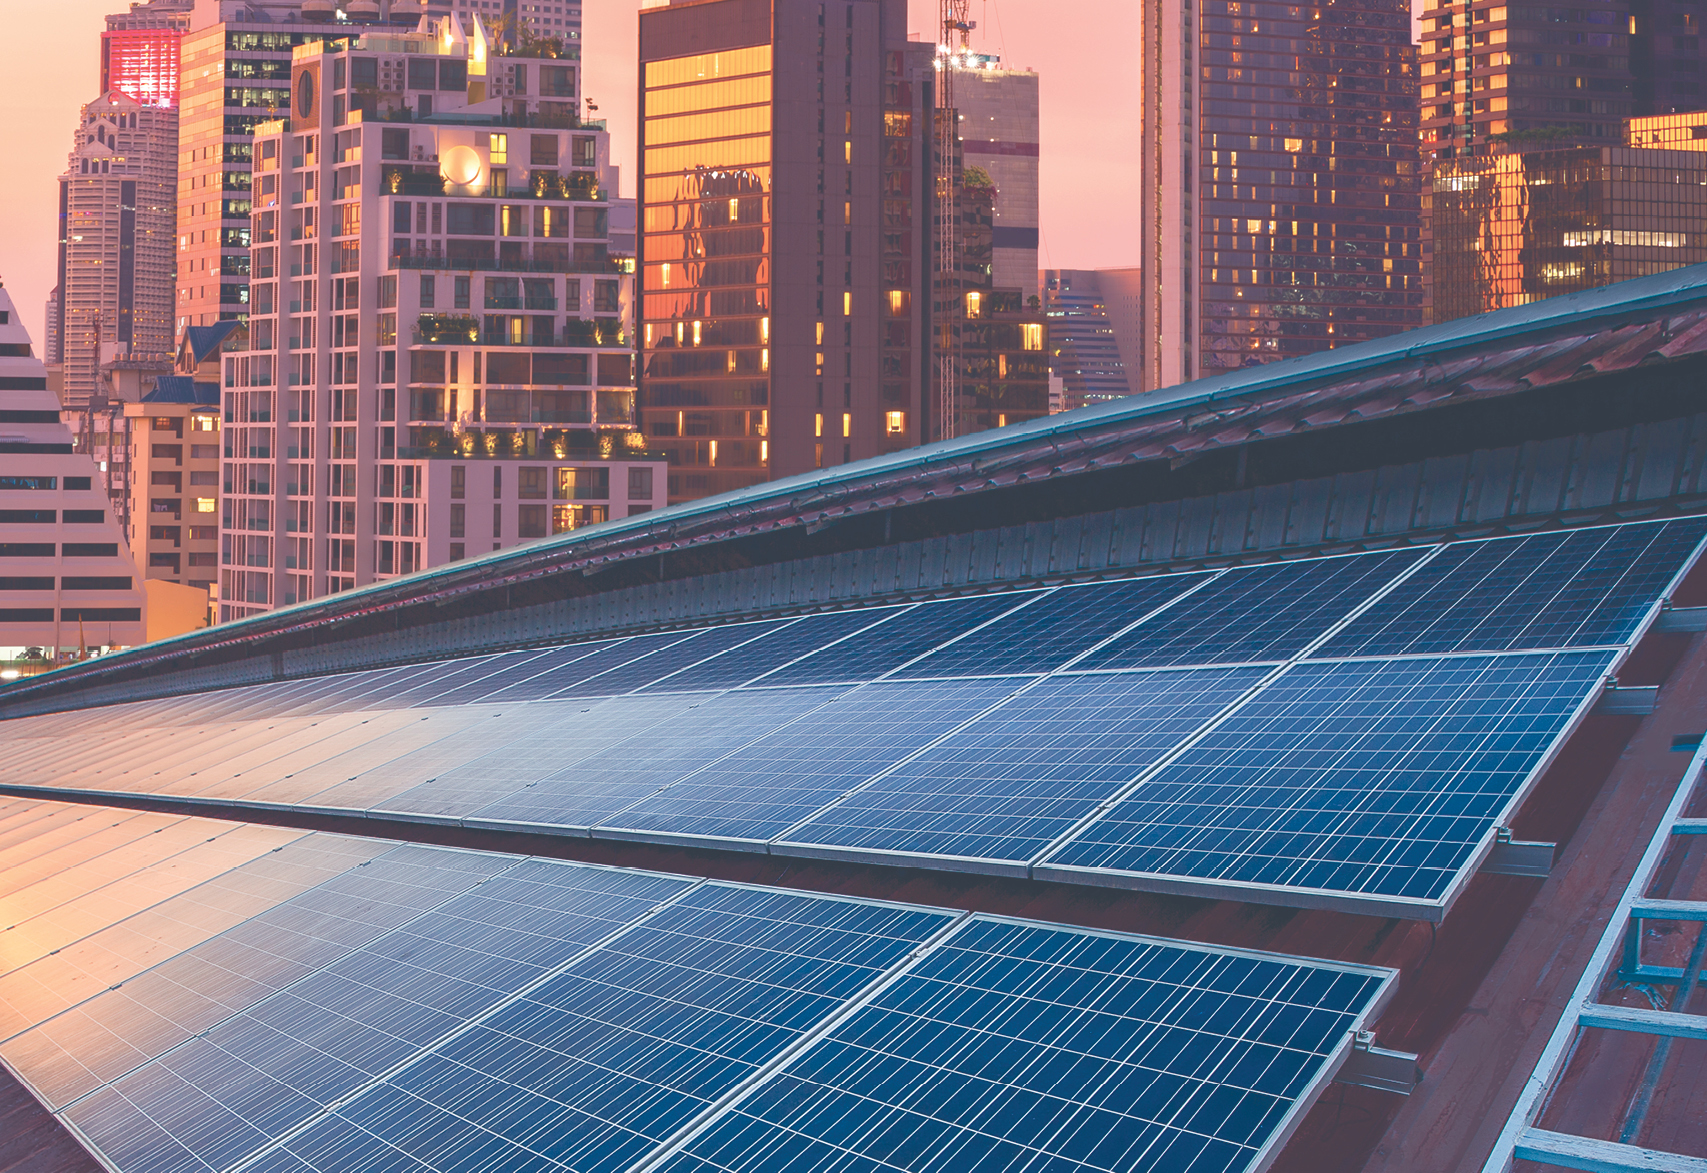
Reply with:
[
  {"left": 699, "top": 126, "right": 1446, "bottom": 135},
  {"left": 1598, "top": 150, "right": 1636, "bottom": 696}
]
[
  {"left": 636, "top": 0, "right": 935, "bottom": 503},
  {"left": 1137, "top": 0, "right": 1422, "bottom": 392},
  {"left": 951, "top": 60, "right": 1038, "bottom": 296},
  {"left": 55, "top": 91, "right": 179, "bottom": 411}
]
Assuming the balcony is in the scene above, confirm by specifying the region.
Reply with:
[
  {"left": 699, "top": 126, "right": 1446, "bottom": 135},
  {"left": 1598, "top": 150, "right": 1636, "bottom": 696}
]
[{"left": 394, "top": 254, "right": 628, "bottom": 275}]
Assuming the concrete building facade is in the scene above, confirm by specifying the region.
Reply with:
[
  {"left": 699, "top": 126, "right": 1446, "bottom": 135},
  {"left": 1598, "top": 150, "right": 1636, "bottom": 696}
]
[
  {"left": 1136, "top": 0, "right": 1422, "bottom": 392},
  {"left": 636, "top": 0, "right": 936, "bottom": 503},
  {"left": 0, "top": 285, "right": 146, "bottom": 662},
  {"left": 55, "top": 91, "right": 179, "bottom": 413},
  {"left": 229, "top": 17, "right": 662, "bottom": 620}
]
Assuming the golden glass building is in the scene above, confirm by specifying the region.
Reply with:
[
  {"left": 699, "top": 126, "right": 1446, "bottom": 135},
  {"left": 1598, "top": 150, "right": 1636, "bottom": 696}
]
[
  {"left": 1425, "top": 138, "right": 1707, "bottom": 324},
  {"left": 638, "top": 0, "right": 934, "bottom": 503}
]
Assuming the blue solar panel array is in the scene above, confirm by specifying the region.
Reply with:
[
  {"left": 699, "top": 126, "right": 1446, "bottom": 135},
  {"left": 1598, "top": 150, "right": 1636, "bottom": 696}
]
[
  {"left": 15, "top": 842, "right": 1395, "bottom": 1173},
  {"left": 5, "top": 518, "right": 1703, "bottom": 920},
  {"left": 655, "top": 917, "right": 1391, "bottom": 1173}
]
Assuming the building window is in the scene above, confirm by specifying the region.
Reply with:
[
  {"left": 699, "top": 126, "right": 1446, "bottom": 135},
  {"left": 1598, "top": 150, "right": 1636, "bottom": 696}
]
[
  {"left": 842, "top": 412, "right": 852, "bottom": 438},
  {"left": 1021, "top": 323, "right": 1043, "bottom": 351},
  {"left": 450, "top": 465, "right": 465, "bottom": 498},
  {"left": 885, "top": 411, "right": 905, "bottom": 435},
  {"left": 449, "top": 503, "right": 465, "bottom": 538},
  {"left": 489, "top": 133, "right": 508, "bottom": 164},
  {"left": 627, "top": 466, "right": 652, "bottom": 499},
  {"left": 195, "top": 498, "right": 216, "bottom": 512},
  {"left": 519, "top": 466, "right": 547, "bottom": 499},
  {"left": 518, "top": 504, "right": 548, "bottom": 538}
]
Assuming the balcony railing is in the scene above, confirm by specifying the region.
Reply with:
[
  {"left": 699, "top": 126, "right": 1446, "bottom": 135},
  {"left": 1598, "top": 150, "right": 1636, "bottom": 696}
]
[{"left": 393, "top": 254, "right": 629, "bottom": 275}]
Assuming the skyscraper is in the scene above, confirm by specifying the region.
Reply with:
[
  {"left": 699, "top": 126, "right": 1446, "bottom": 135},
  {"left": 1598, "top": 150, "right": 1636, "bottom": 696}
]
[
  {"left": 0, "top": 284, "right": 146, "bottom": 660},
  {"left": 1043, "top": 268, "right": 1136, "bottom": 410},
  {"left": 951, "top": 59, "right": 1038, "bottom": 296},
  {"left": 636, "top": 0, "right": 935, "bottom": 503},
  {"left": 101, "top": 0, "right": 192, "bottom": 109},
  {"left": 1425, "top": 118, "right": 1707, "bottom": 323},
  {"left": 228, "top": 17, "right": 662, "bottom": 618},
  {"left": 1419, "top": 0, "right": 1707, "bottom": 161},
  {"left": 1137, "top": 0, "right": 1423, "bottom": 392},
  {"left": 174, "top": 0, "right": 429, "bottom": 335},
  {"left": 55, "top": 91, "right": 179, "bottom": 412}
]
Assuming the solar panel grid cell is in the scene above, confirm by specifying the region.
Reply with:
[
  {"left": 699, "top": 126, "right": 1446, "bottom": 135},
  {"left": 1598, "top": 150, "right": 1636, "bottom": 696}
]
[
  {"left": 758, "top": 594, "right": 1043, "bottom": 686},
  {"left": 597, "top": 678, "right": 1030, "bottom": 846},
  {"left": 552, "top": 621, "right": 791, "bottom": 698},
  {"left": 657, "top": 916, "right": 1391, "bottom": 1173},
  {"left": 891, "top": 573, "right": 1215, "bottom": 679},
  {"left": 62, "top": 861, "right": 696, "bottom": 1173},
  {"left": 534, "top": 631, "right": 708, "bottom": 700},
  {"left": 1076, "top": 549, "right": 1426, "bottom": 672},
  {"left": 244, "top": 885, "right": 954, "bottom": 1173},
  {"left": 1312, "top": 518, "right": 1707, "bottom": 659},
  {"left": 463, "top": 689, "right": 842, "bottom": 832},
  {"left": 777, "top": 667, "right": 1271, "bottom": 870},
  {"left": 466, "top": 640, "right": 625, "bottom": 704},
  {"left": 1042, "top": 651, "right": 1616, "bottom": 907},
  {"left": 643, "top": 610, "right": 898, "bottom": 693}
]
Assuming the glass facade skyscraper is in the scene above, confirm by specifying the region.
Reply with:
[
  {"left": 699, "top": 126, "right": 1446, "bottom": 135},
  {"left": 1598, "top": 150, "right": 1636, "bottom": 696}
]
[
  {"left": 1425, "top": 139, "right": 1707, "bottom": 323},
  {"left": 1137, "top": 0, "right": 1423, "bottom": 392},
  {"left": 637, "top": 0, "right": 934, "bottom": 504}
]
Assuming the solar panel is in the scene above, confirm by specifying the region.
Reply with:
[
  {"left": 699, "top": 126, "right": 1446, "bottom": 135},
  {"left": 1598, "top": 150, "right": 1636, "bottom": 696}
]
[
  {"left": 462, "top": 688, "right": 843, "bottom": 832},
  {"left": 596, "top": 677, "right": 1028, "bottom": 847},
  {"left": 757, "top": 593, "right": 1044, "bottom": 686},
  {"left": 1039, "top": 650, "right": 1616, "bottom": 913},
  {"left": 520, "top": 631, "right": 701, "bottom": 701},
  {"left": 1312, "top": 518, "right": 1707, "bottom": 659},
  {"left": 1074, "top": 548, "right": 1426, "bottom": 671},
  {"left": 159, "top": 884, "right": 953, "bottom": 1173},
  {"left": 543, "top": 619, "right": 792, "bottom": 697},
  {"left": 777, "top": 666, "right": 1270, "bottom": 872},
  {"left": 3, "top": 844, "right": 516, "bottom": 1110},
  {"left": 642, "top": 608, "right": 898, "bottom": 693},
  {"left": 61, "top": 862, "right": 697, "bottom": 1173},
  {"left": 891, "top": 571, "right": 1215, "bottom": 679},
  {"left": 654, "top": 916, "right": 1394, "bottom": 1173},
  {"left": 467, "top": 639, "right": 625, "bottom": 704}
]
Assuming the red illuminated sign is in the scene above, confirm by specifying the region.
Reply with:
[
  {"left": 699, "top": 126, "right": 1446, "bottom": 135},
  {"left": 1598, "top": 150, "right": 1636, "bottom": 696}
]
[{"left": 101, "top": 30, "right": 182, "bottom": 109}]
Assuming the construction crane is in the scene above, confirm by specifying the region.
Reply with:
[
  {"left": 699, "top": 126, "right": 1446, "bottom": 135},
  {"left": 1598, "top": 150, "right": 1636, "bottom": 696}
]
[{"left": 935, "top": 0, "right": 974, "bottom": 441}]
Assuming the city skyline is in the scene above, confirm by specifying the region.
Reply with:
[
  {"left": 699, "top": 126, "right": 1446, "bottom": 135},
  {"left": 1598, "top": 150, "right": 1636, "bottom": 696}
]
[{"left": 0, "top": 0, "right": 1144, "bottom": 350}]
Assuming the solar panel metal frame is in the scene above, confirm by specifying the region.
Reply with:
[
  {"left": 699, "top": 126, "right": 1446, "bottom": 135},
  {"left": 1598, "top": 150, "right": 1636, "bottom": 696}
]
[{"left": 630, "top": 912, "right": 1402, "bottom": 1173}]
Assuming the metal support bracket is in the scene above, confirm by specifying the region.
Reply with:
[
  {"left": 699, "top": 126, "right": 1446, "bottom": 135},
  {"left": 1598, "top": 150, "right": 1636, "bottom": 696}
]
[
  {"left": 1596, "top": 682, "right": 1659, "bottom": 716},
  {"left": 1333, "top": 1031, "right": 1421, "bottom": 1095},
  {"left": 1655, "top": 604, "right": 1707, "bottom": 634},
  {"left": 1515, "top": 1128, "right": 1707, "bottom": 1172},
  {"left": 1481, "top": 828, "right": 1556, "bottom": 878}
]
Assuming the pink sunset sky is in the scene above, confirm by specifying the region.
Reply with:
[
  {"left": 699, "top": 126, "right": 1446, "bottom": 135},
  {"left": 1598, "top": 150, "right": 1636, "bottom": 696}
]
[{"left": 0, "top": 0, "right": 1142, "bottom": 349}]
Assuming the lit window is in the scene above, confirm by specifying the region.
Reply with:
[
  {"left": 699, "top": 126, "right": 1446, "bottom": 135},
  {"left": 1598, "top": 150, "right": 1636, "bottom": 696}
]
[
  {"left": 195, "top": 498, "right": 216, "bottom": 512},
  {"left": 692, "top": 320, "right": 702, "bottom": 346},
  {"left": 760, "top": 316, "right": 770, "bottom": 344},
  {"left": 844, "top": 140, "right": 852, "bottom": 163},
  {"left": 729, "top": 197, "right": 739, "bottom": 220},
  {"left": 661, "top": 262, "right": 671, "bottom": 286},
  {"left": 1284, "top": 137, "right": 1303, "bottom": 151},
  {"left": 887, "top": 290, "right": 909, "bottom": 317},
  {"left": 843, "top": 291, "right": 852, "bottom": 316},
  {"left": 815, "top": 412, "right": 823, "bottom": 437},
  {"left": 841, "top": 412, "right": 851, "bottom": 438},
  {"left": 815, "top": 321, "right": 824, "bottom": 344},
  {"left": 1020, "top": 323, "right": 1043, "bottom": 351},
  {"left": 844, "top": 201, "right": 852, "bottom": 225},
  {"left": 966, "top": 291, "right": 982, "bottom": 318},
  {"left": 489, "top": 133, "right": 507, "bottom": 163},
  {"left": 885, "top": 410, "right": 905, "bottom": 435}
]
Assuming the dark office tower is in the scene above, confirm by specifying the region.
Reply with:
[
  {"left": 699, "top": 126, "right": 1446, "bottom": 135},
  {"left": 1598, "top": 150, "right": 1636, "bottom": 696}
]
[
  {"left": 637, "top": 0, "right": 934, "bottom": 504},
  {"left": 1137, "top": 0, "right": 1423, "bottom": 392},
  {"left": 1420, "top": 0, "right": 1707, "bottom": 162}
]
